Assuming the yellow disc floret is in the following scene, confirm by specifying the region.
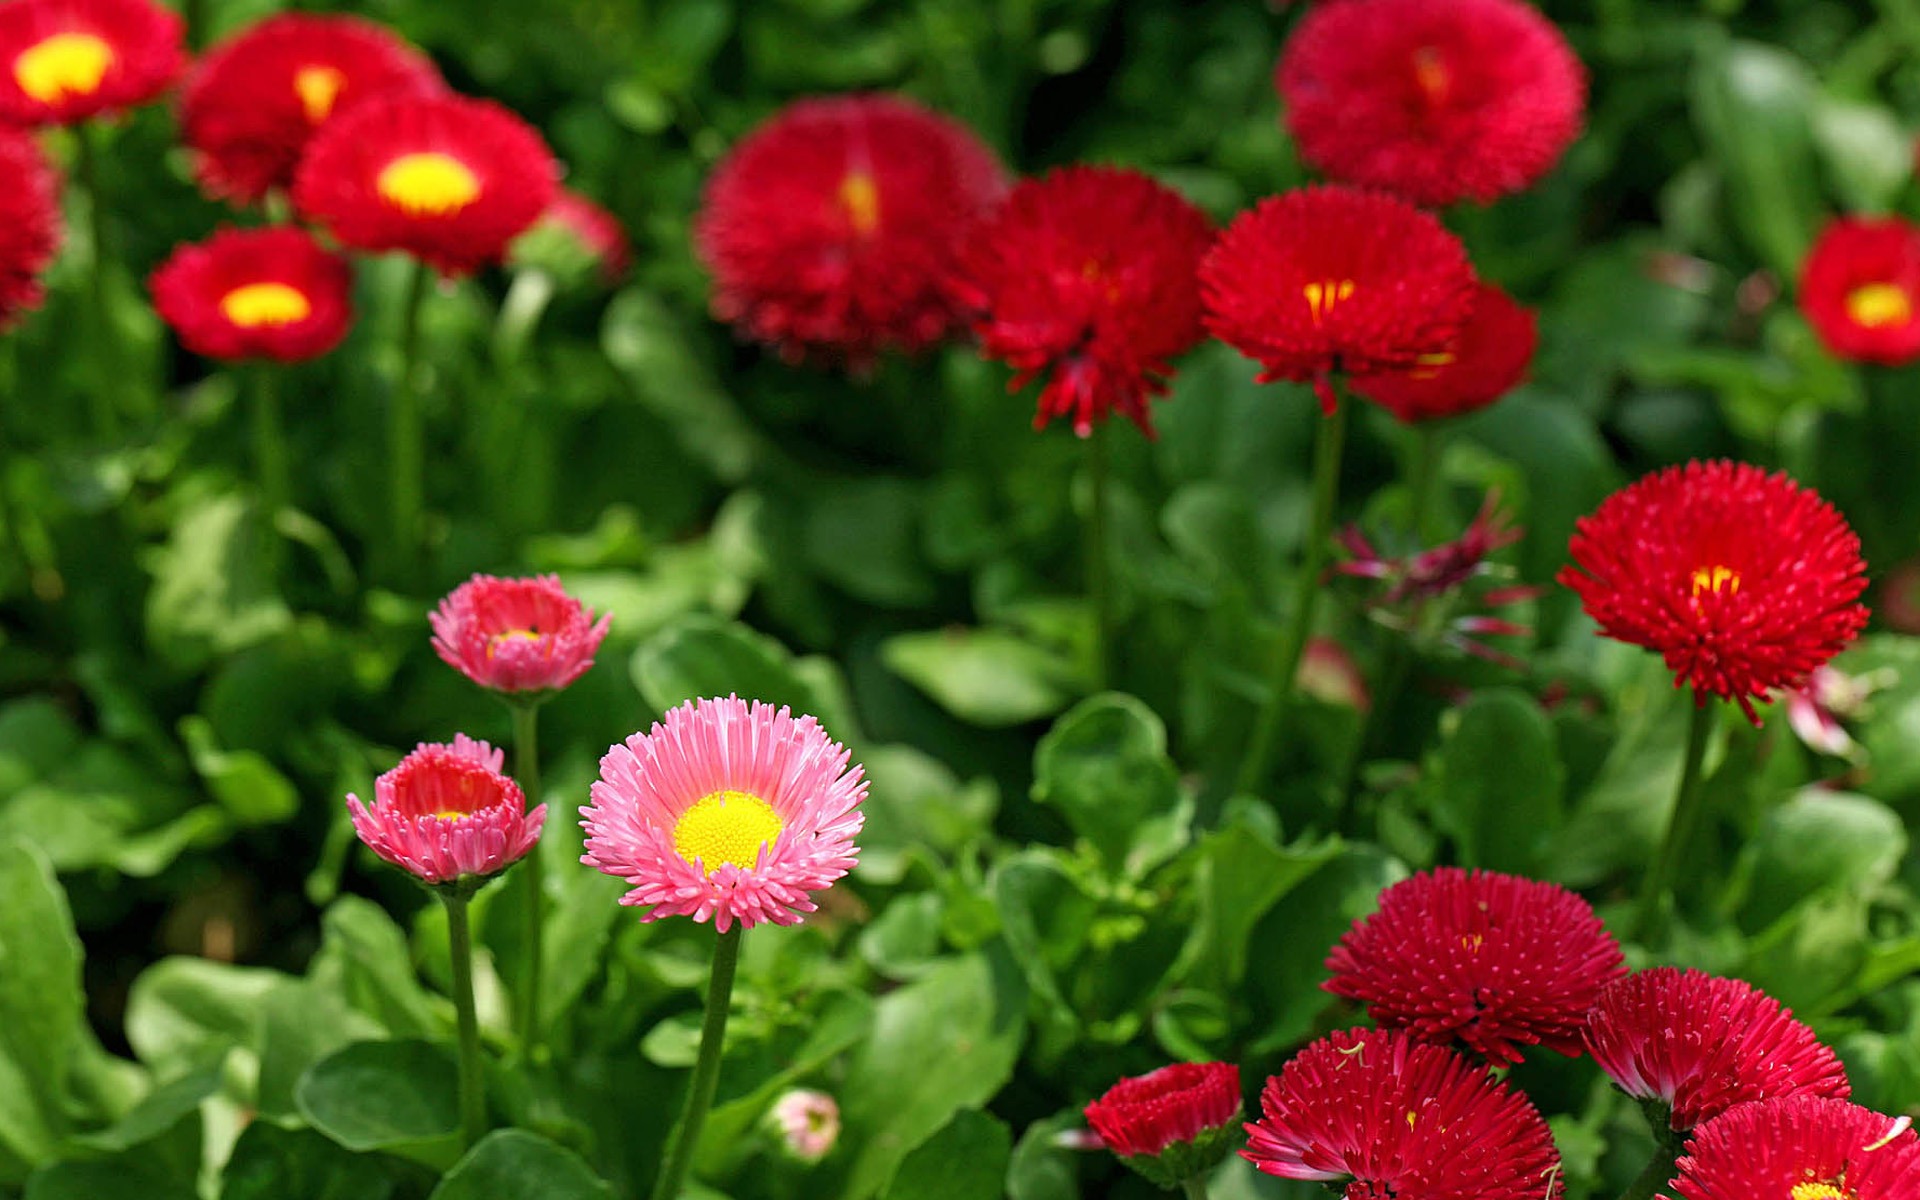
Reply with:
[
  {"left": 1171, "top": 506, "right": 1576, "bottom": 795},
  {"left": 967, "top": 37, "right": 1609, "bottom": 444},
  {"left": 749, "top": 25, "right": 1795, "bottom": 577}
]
[
  {"left": 673, "top": 789, "right": 784, "bottom": 875},
  {"left": 293, "top": 65, "right": 347, "bottom": 124},
  {"left": 1690, "top": 565, "right": 1741, "bottom": 598},
  {"left": 1303, "top": 279, "right": 1356, "bottom": 325},
  {"left": 1791, "top": 1183, "right": 1850, "bottom": 1200},
  {"left": 15, "top": 33, "right": 115, "bottom": 105},
  {"left": 838, "top": 171, "right": 881, "bottom": 236},
  {"left": 221, "top": 282, "right": 312, "bottom": 329},
  {"left": 485, "top": 628, "right": 544, "bottom": 659},
  {"left": 1845, "top": 282, "right": 1911, "bottom": 330},
  {"left": 377, "top": 152, "right": 482, "bottom": 218}
]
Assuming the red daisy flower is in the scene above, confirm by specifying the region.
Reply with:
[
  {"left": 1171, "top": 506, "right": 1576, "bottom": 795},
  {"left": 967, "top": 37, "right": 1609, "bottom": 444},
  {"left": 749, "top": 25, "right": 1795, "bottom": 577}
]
[
  {"left": 1558, "top": 460, "right": 1869, "bottom": 724},
  {"left": 149, "top": 227, "right": 355, "bottom": 362},
  {"left": 0, "top": 126, "right": 62, "bottom": 330},
  {"left": 1244, "top": 1027, "right": 1561, "bottom": 1200},
  {"left": 511, "top": 188, "right": 632, "bottom": 284},
  {"left": 1085, "top": 1062, "right": 1243, "bottom": 1189},
  {"left": 347, "top": 734, "right": 543, "bottom": 887},
  {"left": 1671, "top": 1097, "right": 1920, "bottom": 1200},
  {"left": 430, "top": 573, "right": 611, "bottom": 696},
  {"left": 1798, "top": 216, "right": 1920, "bottom": 366},
  {"left": 0, "top": 0, "right": 183, "bottom": 126},
  {"left": 180, "top": 13, "right": 444, "bottom": 206},
  {"left": 694, "top": 93, "right": 1007, "bottom": 365},
  {"left": 1349, "top": 283, "right": 1537, "bottom": 423},
  {"left": 293, "top": 93, "right": 560, "bottom": 278},
  {"left": 955, "top": 164, "right": 1214, "bottom": 438},
  {"left": 1584, "top": 967, "right": 1850, "bottom": 1132},
  {"left": 1277, "top": 0, "right": 1586, "bottom": 208},
  {"left": 1323, "top": 867, "right": 1626, "bottom": 1065},
  {"left": 1200, "top": 184, "right": 1477, "bottom": 411}
]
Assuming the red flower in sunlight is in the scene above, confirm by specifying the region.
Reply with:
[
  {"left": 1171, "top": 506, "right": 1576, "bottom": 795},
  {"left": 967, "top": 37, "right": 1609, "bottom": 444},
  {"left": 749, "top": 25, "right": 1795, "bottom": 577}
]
[
  {"left": 347, "top": 735, "right": 543, "bottom": 887},
  {"left": 1277, "top": 0, "right": 1586, "bottom": 207},
  {"left": 1798, "top": 216, "right": 1920, "bottom": 365},
  {"left": 1086, "top": 1062, "right": 1242, "bottom": 1190},
  {"left": 511, "top": 188, "right": 632, "bottom": 284},
  {"left": 294, "top": 93, "right": 560, "bottom": 277},
  {"left": 955, "top": 165, "right": 1213, "bottom": 438},
  {"left": 430, "top": 573, "right": 611, "bottom": 696},
  {"left": 149, "top": 227, "right": 355, "bottom": 362},
  {"left": 1349, "top": 283, "right": 1537, "bottom": 422},
  {"left": 0, "top": 0, "right": 183, "bottom": 125},
  {"left": 1201, "top": 185, "right": 1476, "bottom": 411},
  {"left": 1324, "top": 867, "right": 1625, "bottom": 1065},
  {"left": 1672, "top": 1097, "right": 1920, "bottom": 1200},
  {"left": 181, "top": 13, "right": 444, "bottom": 205},
  {"left": 694, "top": 93, "right": 1007, "bottom": 365},
  {"left": 1558, "top": 460, "right": 1868, "bottom": 724},
  {"left": 0, "top": 127, "right": 62, "bottom": 330},
  {"left": 1244, "top": 1028, "right": 1561, "bottom": 1200},
  {"left": 1584, "top": 968, "right": 1849, "bottom": 1131}
]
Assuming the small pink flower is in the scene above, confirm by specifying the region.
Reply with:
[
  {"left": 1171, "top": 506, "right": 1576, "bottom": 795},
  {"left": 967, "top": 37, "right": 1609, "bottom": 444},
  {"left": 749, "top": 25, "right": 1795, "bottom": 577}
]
[
  {"left": 1784, "top": 664, "right": 1893, "bottom": 760},
  {"left": 768, "top": 1089, "right": 840, "bottom": 1163},
  {"left": 347, "top": 735, "right": 545, "bottom": 886},
  {"left": 430, "top": 573, "right": 611, "bottom": 696},
  {"left": 581, "top": 696, "right": 867, "bottom": 933}
]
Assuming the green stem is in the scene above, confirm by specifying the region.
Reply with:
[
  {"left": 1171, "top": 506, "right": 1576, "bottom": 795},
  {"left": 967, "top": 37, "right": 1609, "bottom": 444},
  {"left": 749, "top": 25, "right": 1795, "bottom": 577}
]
[
  {"left": 440, "top": 890, "right": 487, "bottom": 1151},
  {"left": 510, "top": 700, "right": 544, "bottom": 1056},
  {"left": 184, "top": 0, "right": 209, "bottom": 46},
  {"left": 249, "top": 366, "right": 291, "bottom": 515},
  {"left": 1407, "top": 425, "right": 1446, "bottom": 543},
  {"left": 650, "top": 925, "right": 744, "bottom": 1200},
  {"left": 1234, "top": 388, "right": 1349, "bottom": 795},
  {"left": 1181, "top": 1177, "right": 1212, "bottom": 1200},
  {"left": 1086, "top": 424, "right": 1112, "bottom": 692},
  {"left": 388, "top": 261, "right": 431, "bottom": 588},
  {"left": 72, "top": 127, "right": 122, "bottom": 438},
  {"left": 1616, "top": 1121, "right": 1686, "bottom": 1200},
  {"left": 1633, "top": 696, "right": 1716, "bottom": 942}
]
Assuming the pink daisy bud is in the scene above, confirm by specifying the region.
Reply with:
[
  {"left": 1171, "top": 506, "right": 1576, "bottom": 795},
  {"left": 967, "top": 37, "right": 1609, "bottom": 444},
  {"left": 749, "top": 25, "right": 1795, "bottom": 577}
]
[
  {"left": 430, "top": 573, "right": 611, "bottom": 697},
  {"left": 347, "top": 734, "right": 545, "bottom": 887},
  {"left": 580, "top": 696, "right": 867, "bottom": 933},
  {"left": 767, "top": 1089, "right": 840, "bottom": 1163}
]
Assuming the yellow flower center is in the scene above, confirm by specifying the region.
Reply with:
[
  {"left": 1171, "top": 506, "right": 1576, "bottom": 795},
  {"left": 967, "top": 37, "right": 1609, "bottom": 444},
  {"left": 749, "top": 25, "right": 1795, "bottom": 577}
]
[
  {"left": 15, "top": 32, "right": 114, "bottom": 105},
  {"left": 1459, "top": 933, "right": 1484, "bottom": 953},
  {"left": 485, "top": 628, "right": 543, "bottom": 659},
  {"left": 673, "top": 789, "right": 784, "bottom": 875},
  {"left": 837, "top": 171, "right": 881, "bottom": 236},
  {"left": 1691, "top": 565, "right": 1741, "bottom": 597},
  {"left": 1412, "top": 45, "right": 1451, "bottom": 105},
  {"left": 1791, "top": 1184, "right": 1850, "bottom": 1200},
  {"left": 220, "top": 282, "right": 312, "bottom": 329},
  {"left": 293, "top": 65, "right": 347, "bottom": 125},
  {"left": 1409, "top": 349, "right": 1457, "bottom": 380},
  {"left": 1303, "top": 279, "right": 1356, "bottom": 326},
  {"left": 377, "top": 152, "right": 481, "bottom": 218},
  {"left": 1845, "top": 282, "right": 1911, "bottom": 329}
]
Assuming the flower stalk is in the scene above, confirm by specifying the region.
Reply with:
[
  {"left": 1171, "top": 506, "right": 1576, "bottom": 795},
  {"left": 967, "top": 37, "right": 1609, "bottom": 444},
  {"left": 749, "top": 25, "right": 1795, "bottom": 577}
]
[
  {"left": 440, "top": 887, "right": 487, "bottom": 1151},
  {"left": 509, "top": 698, "right": 545, "bottom": 1055},
  {"left": 650, "top": 924, "right": 744, "bottom": 1200},
  {"left": 1633, "top": 696, "right": 1715, "bottom": 942}
]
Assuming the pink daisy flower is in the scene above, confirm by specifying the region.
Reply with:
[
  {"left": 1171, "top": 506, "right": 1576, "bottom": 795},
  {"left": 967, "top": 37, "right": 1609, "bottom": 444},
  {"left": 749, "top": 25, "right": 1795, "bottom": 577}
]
[
  {"left": 430, "top": 573, "right": 611, "bottom": 697},
  {"left": 347, "top": 734, "right": 545, "bottom": 887},
  {"left": 580, "top": 696, "right": 867, "bottom": 933}
]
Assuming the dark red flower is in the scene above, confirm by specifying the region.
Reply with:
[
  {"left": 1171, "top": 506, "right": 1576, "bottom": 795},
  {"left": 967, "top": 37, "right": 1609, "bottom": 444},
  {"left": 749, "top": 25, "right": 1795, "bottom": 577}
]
[
  {"left": 0, "top": 0, "right": 182, "bottom": 126},
  {"left": 1671, "top": 1097, "right": 1920, "bottom": 1200},
  {"left": 1324, "top": 867, "right": 1625, "bottom": 1065},
  {"left": 180, "top": 13, "right": 444, "bottom": 206},
  {"left": 0, "top": 126, "right": 62, "bottom": 330},
  {"left": 1584, "top": 968, "right": 1850, "bottom": 1132},
  {"left": 1798, "top": 216, "right": 1920, "bottom": 365},
  {"left": 149, "top": 227, "right": 354, "bottom": 362},
  {"left": 1277, "top": 0, "right": 1586, "bottom": 207},
  {"left": 1244, "top": 1027, "right": 1561, "bottom": 1200},
  {"left": 694, "top": 93, "right": 1007, "bottom": 365},
  {"left": 293, "top": 94, "right": 560, "bottom": 278},
  {"left": 1558, "top": 460, "right": 1869, "bottom": 724},
  {"left": 955, "top": 164, "right": 1213, "bottom": 438},
  {"left": 1086, "top": 1062, "right": 1242, "bottom": 1189},
  {"left": 1349, "top": 283, "right": 1537, "bottom": 423},
  {"left": 1201, "top": 185, "right": 1476, "bottom": 411}
]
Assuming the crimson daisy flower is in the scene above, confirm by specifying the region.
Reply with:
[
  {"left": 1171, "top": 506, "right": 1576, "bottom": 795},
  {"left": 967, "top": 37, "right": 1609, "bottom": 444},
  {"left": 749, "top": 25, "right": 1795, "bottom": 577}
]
[
  {"left": 430, "top": 573, "right": 611, "bottom": 697},
  {"left": 1085, "top": 1062, "right": 1242, "bottom": 1190},
  {"left": 347, "top": 734, "right": 544, "bottom": 888},
  {"left": 1671, "top": 1096, "right": 1920, "bottom": 1200},
  {"left": 0, "top": 127, "right": 61, "bottom": 331},
  {"left": 0, "top": 0, "right": 181, "bottom": 126},
  {"left": 1349, "top": 282, "right": 1537, "bottom": 423},
  {"left": 1584, "top": 967, "right": 1849, "bottom": 1132},
  {"left": 694, "top": 93, "right": 1007, "bottom": 365},
  {"left": 1798, "top": 216, "right": 1920, "bottom": 366},
  {"left": 1558, "top": 460, "right": 1869, "bottom": 724},
  {"left": 1244, "top": 1027, "right": 1561, "bottom": 1200},
  {"left": 1277, "top": 0, "right": 1586, "bottom": 208},
  {"left": 1201, "top": 184, "right": 1477, "bottom": 411},
  {"left": 293, "top": 93, "right": 560, "bottom": 278},
  {"left": 149, "top": 227, "right": 355, "bottom": 362},
  {"left": 1323, "top": 867, "right": 1625, "bottom": 1065},
  {"left": 180, "top": 13, "right": 444, "bottom": 206},
  {"left": 955, "top": 164, "right": 1214, "bottom": 438}
]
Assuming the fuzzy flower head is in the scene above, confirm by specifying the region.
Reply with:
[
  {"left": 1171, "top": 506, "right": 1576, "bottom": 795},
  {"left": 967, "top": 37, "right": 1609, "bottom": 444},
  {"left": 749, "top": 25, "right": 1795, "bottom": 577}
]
[
  {"left": 1324, "top": 867, "right": 1626, "bottom": 1065},
  {"left": 1085, "top": 1062, "right": 1242, "bottom": 1190},
  {"left": 430, "top": 573, "right": 610, "bottom": 697},
  {"left": 1244, "top": 1027, "right": 1562, "bottom": 1200},
  {"left": 347, "top": 735, "right": 544, "bottom": 888},
  {"left": 581, "top": 697, "right": 867, "bottom": 933},
  {"left": 293, "top": 93, "right": 560, "bottom": 278},
  {"left": 1559, "top": 460, "right": 1869, "bottom": 724},
  {"left": 1584, "top": 967, "right": 1850, "bottom": 1131},
  {"left": 694, "top": 93, "right": 1007, "bottom": 365},
  {"left": 1350, "top": 283, "right": 1537, "bottom": 423},
  {"left": 180, "top": 13, "right": 443, "bottom": 205},
  {"left": 767, "top": 1090, "right": 841, "bottom": 1164},
  {"left": 1201, "top": 185, "right": 1477, "bottom": 411},
  {"left": 1671, "top": 1097, "right": 1920, "bottom": 1200},
  {"left": 0, "top": 0, "right": 182, "bottom": 126},
  {"left": 1278, "top": 0, "right": 1585, "bottom": 207},
  {"left": 509, "top": 189, "right": 633, "bottom": 285},
  {"left": 149, "top": 227, "right": 355, "bottom": 362},
  {"left": 1799, "top": 216, "right": 1920, "bottom": 365},
  {"left": 955, "top": 165, "right": 1214, "bottom": 438},
  {"left": 0, "top": 127, "right": 61, "bottom": 330}
]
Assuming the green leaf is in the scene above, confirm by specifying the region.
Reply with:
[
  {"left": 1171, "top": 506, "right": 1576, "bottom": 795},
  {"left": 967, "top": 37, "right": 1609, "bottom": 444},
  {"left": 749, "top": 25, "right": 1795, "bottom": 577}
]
[
  {"left": 601, "top": 289, "right": 764, "bottom": 484},
  {"left": 180, "top": 715, "right": 300, "bottom": 826},
  {"left": 25, "top": 1156, "right": 198, "bottom": 1200},
  {"left": 1006, "top": 1111, "right": 1081, "bottom": 1200},
  {"left": 72, "top": 1054, "right": 223, "bottom": 1154},
  {"left": 1739, "top": 790, "right": 1907, "bottom": 933},
  {"left": 1690, "top": 37, "right": 1821, "bottom": 275},
  {"left": 1181, "top": 817, "right": 1343, "bottom": 994},
  {"left": 296, "top": 1039, "right": 462, "bottom": 1168},
  {"left": 804, "top": 477, "right": 935, "bottom": 608},
  {"left": 220, "top": 1122, "right": 400, "bottom": 1200},
  {"left": 255, "top": 982, "right": 386, "bottom": 1122},
  {"left": 305, "top": 897, "right": 446, "bottom": 1040},
  {"left": 1246, "top": 844, "right": 1407, "bottom": 1050},
  {"left": 143, "top": 494, "right": 292, "bottom": 670},
  {"left": 0, "top": 839, "right": 84, "bottom": 1174},
  {"left": 631, "top": 615, "right": 858, "bottom": 737},
  {"left": 882, "top": 628, "right": 1078, "bottom": 728},
  {"left": 992, "top": 851, "right": 1098, "bottom": 1021},
  {"left": 1430, "top": 688, "right": 1565, "bottom": 872},
  {"left": 881, "top": 1109, "right": 1011, "bottom": 1200},
  {"left": 428, "top": 1130, "right": 615, "bottom": 1200},
  {"left": 1811, "top": 95, "right": 1912, "bottom": 213},
  {"left": 1030, "top": 694, "right": 1181, "bottom": 868},
  {"left": 0, "top": 698, "right": 82, "bottom": 795},
  {"left": 124, "top": 957, "right": 283, "bottom": 1080}
]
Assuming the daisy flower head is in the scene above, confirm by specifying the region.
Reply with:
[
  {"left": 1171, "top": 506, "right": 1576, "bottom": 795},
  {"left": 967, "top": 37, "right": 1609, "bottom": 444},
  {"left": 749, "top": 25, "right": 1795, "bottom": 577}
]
[
  {"left": 149, "top": 226, "right": 355, "bottom": 362},
  {"left": 1349, "top": 282, "right": 1538, "bottom": 423},
  {"left": 0, "top": 126, "right": 62, "bottom": 330},
  {"left": 0, "top": 0, "right": 183, "bottom": 126},
  {"left": 1671, "top": 1096, "right": 1920, "bottom": 1200},
  {"left": 510, "top": 188, "right": 633, "bottom": 285},
  {"left": 346, "top": 734, "right": 544, "bottom": 888},
  {"left": 1798, "top": 216, "right": 1920, "bottom": 365},
  {"left": 1084, "top": 1062, "right": 1242, "bottom": 1189},
  {"left": 429, "top": 573, "right": 611, "bottom": 697}
]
